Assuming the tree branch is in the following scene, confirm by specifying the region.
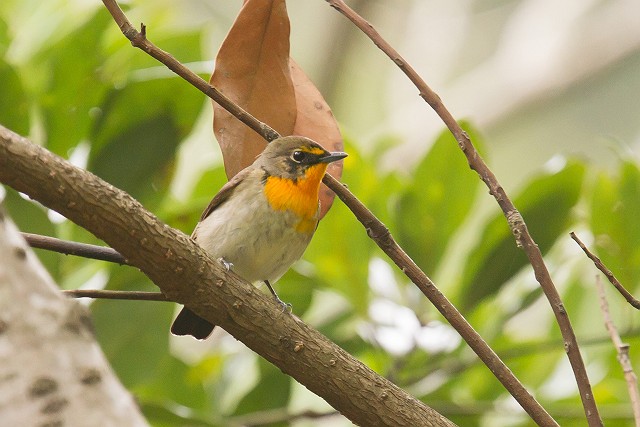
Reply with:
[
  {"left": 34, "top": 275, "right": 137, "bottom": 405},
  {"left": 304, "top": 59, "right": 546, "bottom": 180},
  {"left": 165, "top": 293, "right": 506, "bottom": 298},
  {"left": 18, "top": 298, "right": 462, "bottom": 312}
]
[
  {"left": 100, "top": 1, "right": 280, "bottom": 143},
  {"left": 571, "top": 232, "right": 640, "bottom": 309},
  {"left": 22, "top": 233, "right": 128, "bottom": 265},
  {"left": 324, "top": 1, "right": 600, "bottom": 425},
  {"left": 595, "top": 276, "right": 640, "bottom": 425},
  {"left": 63, "top": 289, "right": 168, "bottom": 301},
  {"left": 0, "top": 125, "right": 455, "bottom": 426},
  {"left": 46, "top": 2, "right": 555, "bottom": 424}
]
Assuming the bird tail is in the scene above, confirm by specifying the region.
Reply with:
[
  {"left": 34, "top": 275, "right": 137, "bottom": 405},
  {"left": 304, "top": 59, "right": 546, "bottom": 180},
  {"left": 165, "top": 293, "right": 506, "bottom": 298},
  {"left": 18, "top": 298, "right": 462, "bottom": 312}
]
[{"left": 171, "top": 307, "right": 215, "bottom": 340}]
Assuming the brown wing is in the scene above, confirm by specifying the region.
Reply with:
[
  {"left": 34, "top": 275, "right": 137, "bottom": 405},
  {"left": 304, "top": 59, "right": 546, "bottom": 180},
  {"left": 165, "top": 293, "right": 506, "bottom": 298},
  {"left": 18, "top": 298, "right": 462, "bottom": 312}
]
[{"left": 192, "top": 167, "right": 254, "bottom": 236}]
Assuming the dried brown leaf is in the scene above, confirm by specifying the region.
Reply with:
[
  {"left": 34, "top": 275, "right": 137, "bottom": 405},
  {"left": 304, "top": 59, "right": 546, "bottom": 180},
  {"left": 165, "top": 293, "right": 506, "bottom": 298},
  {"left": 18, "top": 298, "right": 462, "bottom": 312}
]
[
  {"left": 211, "top": 0, "right": 296, "bottom": 179},
  {"left": 211, "top": 1, "right": 344, "bottom": 218}
]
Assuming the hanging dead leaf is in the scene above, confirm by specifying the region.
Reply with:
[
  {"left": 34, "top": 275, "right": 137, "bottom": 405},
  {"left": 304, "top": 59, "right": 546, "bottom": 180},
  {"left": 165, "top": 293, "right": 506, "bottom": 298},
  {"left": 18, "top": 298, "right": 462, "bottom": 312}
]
[
  {"left": 211, "top": 0, "right": 296, "bottom": 179},
  {"left": 290, "top": 59, "right": 344, "bottom": 218},
  {"left": 211, "top": 0, "right": 345, "bottom": 219}
]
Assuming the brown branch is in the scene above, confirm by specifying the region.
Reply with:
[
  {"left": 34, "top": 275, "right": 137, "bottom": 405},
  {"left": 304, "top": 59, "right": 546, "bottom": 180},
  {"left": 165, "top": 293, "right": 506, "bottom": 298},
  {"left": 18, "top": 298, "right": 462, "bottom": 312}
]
[
  {"left": 323, "top": 174, "right": 557, "bottom": 425},
  {"left": 324, "top": 1, "right": 600, "bottom": 425},
  {"left": 63, "top": 289, "right": 168, "bottom": 301},
  {"left": 23, "top": 234, "right": 171, "bottom": 301},
  {"left": 100, "top": 1, "right": 280, "bottom": 143},
  {"left": 22, "top": 232, "right": 128, "bottom": 265},
  {"left": 1, "top": 124, "right": 454, "bottom": 426},
  {"left": 595, "top": 276, "right": 640, "bottom": 425},
  {"left": 570, "top": 232, "right": 640, "bottom": 309},
  {"left": 99, "top": 1, "right": 555, "bottom": 424}
]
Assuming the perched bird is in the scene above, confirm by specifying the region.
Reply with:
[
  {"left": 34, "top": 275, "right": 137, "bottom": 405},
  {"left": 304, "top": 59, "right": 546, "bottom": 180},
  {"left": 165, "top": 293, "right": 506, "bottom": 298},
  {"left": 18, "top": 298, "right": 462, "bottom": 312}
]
[{"left": 171, "top": 136, "right": 347, "bottom": 339}]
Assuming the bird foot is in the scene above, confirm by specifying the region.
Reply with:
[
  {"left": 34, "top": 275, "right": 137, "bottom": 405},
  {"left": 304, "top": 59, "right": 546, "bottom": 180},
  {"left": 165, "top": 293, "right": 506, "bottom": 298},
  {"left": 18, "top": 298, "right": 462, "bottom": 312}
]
[
  {"left": 218, "top": 257, "right": 233, "bottom": 271},
  {"left": 274, "top": 296, "right": 293, "bottom": 314},
  {"left": 263, "top": 280, "right": 292, "bottom": 313}
]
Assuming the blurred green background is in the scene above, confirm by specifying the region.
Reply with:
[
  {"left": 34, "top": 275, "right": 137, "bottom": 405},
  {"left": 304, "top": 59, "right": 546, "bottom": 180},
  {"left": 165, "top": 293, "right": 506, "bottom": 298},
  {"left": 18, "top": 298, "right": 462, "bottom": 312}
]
[{"left": 1, "top": 0, "right": 639, "bottom": 426}]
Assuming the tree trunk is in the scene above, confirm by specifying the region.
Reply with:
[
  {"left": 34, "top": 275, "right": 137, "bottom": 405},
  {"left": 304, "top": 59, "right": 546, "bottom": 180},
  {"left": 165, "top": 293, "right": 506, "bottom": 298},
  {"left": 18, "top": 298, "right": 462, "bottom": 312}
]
[{"left": 0, "top": 210, "right": 149, "bottom": 427}]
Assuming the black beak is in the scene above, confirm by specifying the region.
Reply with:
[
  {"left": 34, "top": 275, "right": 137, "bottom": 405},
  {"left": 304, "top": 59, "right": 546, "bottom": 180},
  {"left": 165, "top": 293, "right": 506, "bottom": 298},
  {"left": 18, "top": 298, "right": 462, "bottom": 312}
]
[{"left": 319, "top": 151, "right": 348, "bottom": 164}]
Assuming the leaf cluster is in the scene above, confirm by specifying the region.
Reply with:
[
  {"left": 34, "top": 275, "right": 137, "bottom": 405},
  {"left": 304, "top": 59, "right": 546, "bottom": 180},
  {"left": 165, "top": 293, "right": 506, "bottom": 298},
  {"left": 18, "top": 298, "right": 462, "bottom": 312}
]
[{"left": 1, "top": 2, "right": 639, "bottom": 426}]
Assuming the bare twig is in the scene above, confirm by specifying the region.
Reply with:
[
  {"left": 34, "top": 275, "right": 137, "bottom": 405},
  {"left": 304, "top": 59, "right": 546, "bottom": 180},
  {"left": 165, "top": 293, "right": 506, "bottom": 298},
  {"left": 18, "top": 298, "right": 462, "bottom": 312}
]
[
  {"left": 100, "top": 1, "right": 279, "bottom": 143},
  {"left": 571, "top": 232, "right": 640, "bottom": 309},
  {"left": 63, "top": 289, "right": 168, "bottom": 301},
  {"left": 325, "top": 1, "right": 599, "bottom": 425},
  {"left": 323, "top": 174, "right": 557, "bottom": 426},
  {"left": 82, "top": 0, "right": 568, "bottom": 426},
  {"left": 595, "top": 276, "right": 640, "bottom": 426},
  {"left": 96, "top": 1, "right": 554, "bottom": 424},
  {"left": 22, "top": 233, "right": 128, "bottom": 264},
  {"left": 1, "top": 123, "right": 456, "bottom": 427}
]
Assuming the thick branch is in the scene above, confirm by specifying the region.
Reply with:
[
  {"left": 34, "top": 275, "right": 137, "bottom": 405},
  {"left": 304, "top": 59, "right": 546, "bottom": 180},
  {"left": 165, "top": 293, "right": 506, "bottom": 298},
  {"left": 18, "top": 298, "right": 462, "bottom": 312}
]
[
  {"left": 571, "top": 232, "right": 640, "bottom": 309},
  {"left": 325, "top": 1, "right": 600, "bottom": 425},
  {"left": 96, "top": 2, "right": 553, "bottom": 424},
  {"left": 0, "top": 125, "right": 454, "bottom": 427}
]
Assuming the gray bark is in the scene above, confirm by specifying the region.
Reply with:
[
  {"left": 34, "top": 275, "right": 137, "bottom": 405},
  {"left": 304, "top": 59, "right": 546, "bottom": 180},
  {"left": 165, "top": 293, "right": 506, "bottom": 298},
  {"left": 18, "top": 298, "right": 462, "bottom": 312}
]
[{"left": 0, "top": 210, "right": 149, "bottom": 427}]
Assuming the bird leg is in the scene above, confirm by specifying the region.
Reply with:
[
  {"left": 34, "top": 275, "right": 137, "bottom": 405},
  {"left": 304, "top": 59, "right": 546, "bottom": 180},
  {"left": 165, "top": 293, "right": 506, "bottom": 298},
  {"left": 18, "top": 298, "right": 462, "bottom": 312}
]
[
  {"left": 264, "top": 280, "right": 292, "bottom": 313},
  {"left": 217, "top": 257, "right": 233, "bottom": 271}
]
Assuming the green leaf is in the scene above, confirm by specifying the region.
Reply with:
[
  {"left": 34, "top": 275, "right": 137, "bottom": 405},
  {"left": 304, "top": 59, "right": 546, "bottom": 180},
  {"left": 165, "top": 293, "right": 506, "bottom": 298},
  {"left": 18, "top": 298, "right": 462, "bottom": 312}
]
[
  {"left": 341, "top": 135, "right": 403, "bottom": 225},
  {"left": 0, "top": 60, "right": 29, "bottom": 135},
  {"left": 304, "top": 140, "right": 376, "bottom": 313},
  {"left": 88, "top": 77, "right": 204, "bottom": 206},
  {"left": 91, "top": 267, "right": 174, "bottom": 388},
  {"left": 0, "top": 16, "right": 8, "bottom": 56},
  {"left": 89, "top": 113, "right": 180, "bottom": 204},
  {"left": 160, "top": 165, "right": 230, "bottom": 233},
  {"left": 32, "top": 10, "right": 112, "bottom": 155},
  {"left": 233, "top": 358, "right": 291, "bottom": 420},
  {"left": 458, "top": 161, "right": 585, "bottom": 311},
  {"left": 393, "top": 123, "right": 482, "bottom": 273},
  {"left": 135, "top": 355, "right": 209, "bottom": 413},
  {"left": 140, "top": 402, "right": 220, "bottom": 427},
  {"left": 590, "top": 161, "right": 640, "bottom": 288}
]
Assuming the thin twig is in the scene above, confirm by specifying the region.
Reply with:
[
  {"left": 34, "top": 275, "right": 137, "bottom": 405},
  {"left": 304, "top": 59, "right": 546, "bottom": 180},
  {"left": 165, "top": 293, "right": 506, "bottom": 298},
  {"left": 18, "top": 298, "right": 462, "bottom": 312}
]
[
  {"left": 100, "top": 1, "right": 279, "bottom": 143},
  {"left": 1, "top": 121, "right": 455, "bottom": 427},
  {"left": 403, "top": 327, "right": 640, "bottom": 389},
  {"left": 571, "top": 232, "right": 640, "bottom": 309},
  {"left": 22, "top": 233, "right": 128, "bottom": 264},
  {"left": 595, "top": 276, "right": 640, "bottom": 426},
  {"left": 97, "top": 1, "right": 554, "bottom": 424},
  {"left": 325, "top": 1, "right": 599, "bottom": 425},
  {"left": 323, "top": 173, "right": 557, "bottom": 426},
  {"left": 63, "top": 289, "right": 168, "bottom": 301}
]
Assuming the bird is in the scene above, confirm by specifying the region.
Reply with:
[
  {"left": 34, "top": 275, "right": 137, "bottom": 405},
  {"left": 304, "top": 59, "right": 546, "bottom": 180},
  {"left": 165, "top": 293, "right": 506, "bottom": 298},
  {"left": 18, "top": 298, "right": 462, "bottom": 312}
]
[{"left": 171, "top": 135, "right": 347, "bottom": 339}]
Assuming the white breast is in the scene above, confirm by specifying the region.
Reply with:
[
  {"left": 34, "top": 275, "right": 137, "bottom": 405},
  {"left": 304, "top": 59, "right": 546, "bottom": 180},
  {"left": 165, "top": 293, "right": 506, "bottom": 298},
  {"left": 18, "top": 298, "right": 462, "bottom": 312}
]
[{"left": 192, "top": 177, "right": 315, "bottom": 284}]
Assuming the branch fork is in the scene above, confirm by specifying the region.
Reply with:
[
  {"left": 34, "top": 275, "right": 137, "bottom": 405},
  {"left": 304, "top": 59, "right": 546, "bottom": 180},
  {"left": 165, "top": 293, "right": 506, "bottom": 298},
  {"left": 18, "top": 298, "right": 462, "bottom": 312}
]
[{"left": 2, "top": 0, "right": 617, "bottom": 425}]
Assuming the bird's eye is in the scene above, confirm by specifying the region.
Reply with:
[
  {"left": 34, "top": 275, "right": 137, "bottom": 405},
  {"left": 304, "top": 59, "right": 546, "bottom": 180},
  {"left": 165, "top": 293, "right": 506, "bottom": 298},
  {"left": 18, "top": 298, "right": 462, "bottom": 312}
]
[{"left": 291, "top": 150, "right": 306, "bottom": 163}]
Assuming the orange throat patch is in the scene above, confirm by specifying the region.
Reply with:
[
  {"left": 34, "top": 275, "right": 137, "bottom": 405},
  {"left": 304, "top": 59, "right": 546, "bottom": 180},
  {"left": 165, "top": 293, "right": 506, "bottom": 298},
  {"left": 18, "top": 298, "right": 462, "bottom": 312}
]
[{"left": 264, "top": 163, "right": 328, "bottom": 233}]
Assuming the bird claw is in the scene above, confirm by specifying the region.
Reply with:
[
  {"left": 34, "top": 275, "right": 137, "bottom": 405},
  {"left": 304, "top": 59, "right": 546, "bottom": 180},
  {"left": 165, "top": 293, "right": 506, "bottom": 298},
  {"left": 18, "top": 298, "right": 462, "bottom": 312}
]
[
  {"left": 263, "top": 280, "right": 292, "bottom": 314},
  {"left": 274, "top": 296, "right": 293, "bottom": 314},
  {"left": 218, "top": 257, "right": 233, "bottom": 271}
]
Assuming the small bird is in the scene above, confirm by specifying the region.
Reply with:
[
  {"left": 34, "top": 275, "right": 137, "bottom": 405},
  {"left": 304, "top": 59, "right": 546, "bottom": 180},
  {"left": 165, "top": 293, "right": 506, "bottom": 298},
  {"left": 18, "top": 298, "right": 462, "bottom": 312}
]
[{"left": 171, "top": 136, "right": 347, "bottom": 339}]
